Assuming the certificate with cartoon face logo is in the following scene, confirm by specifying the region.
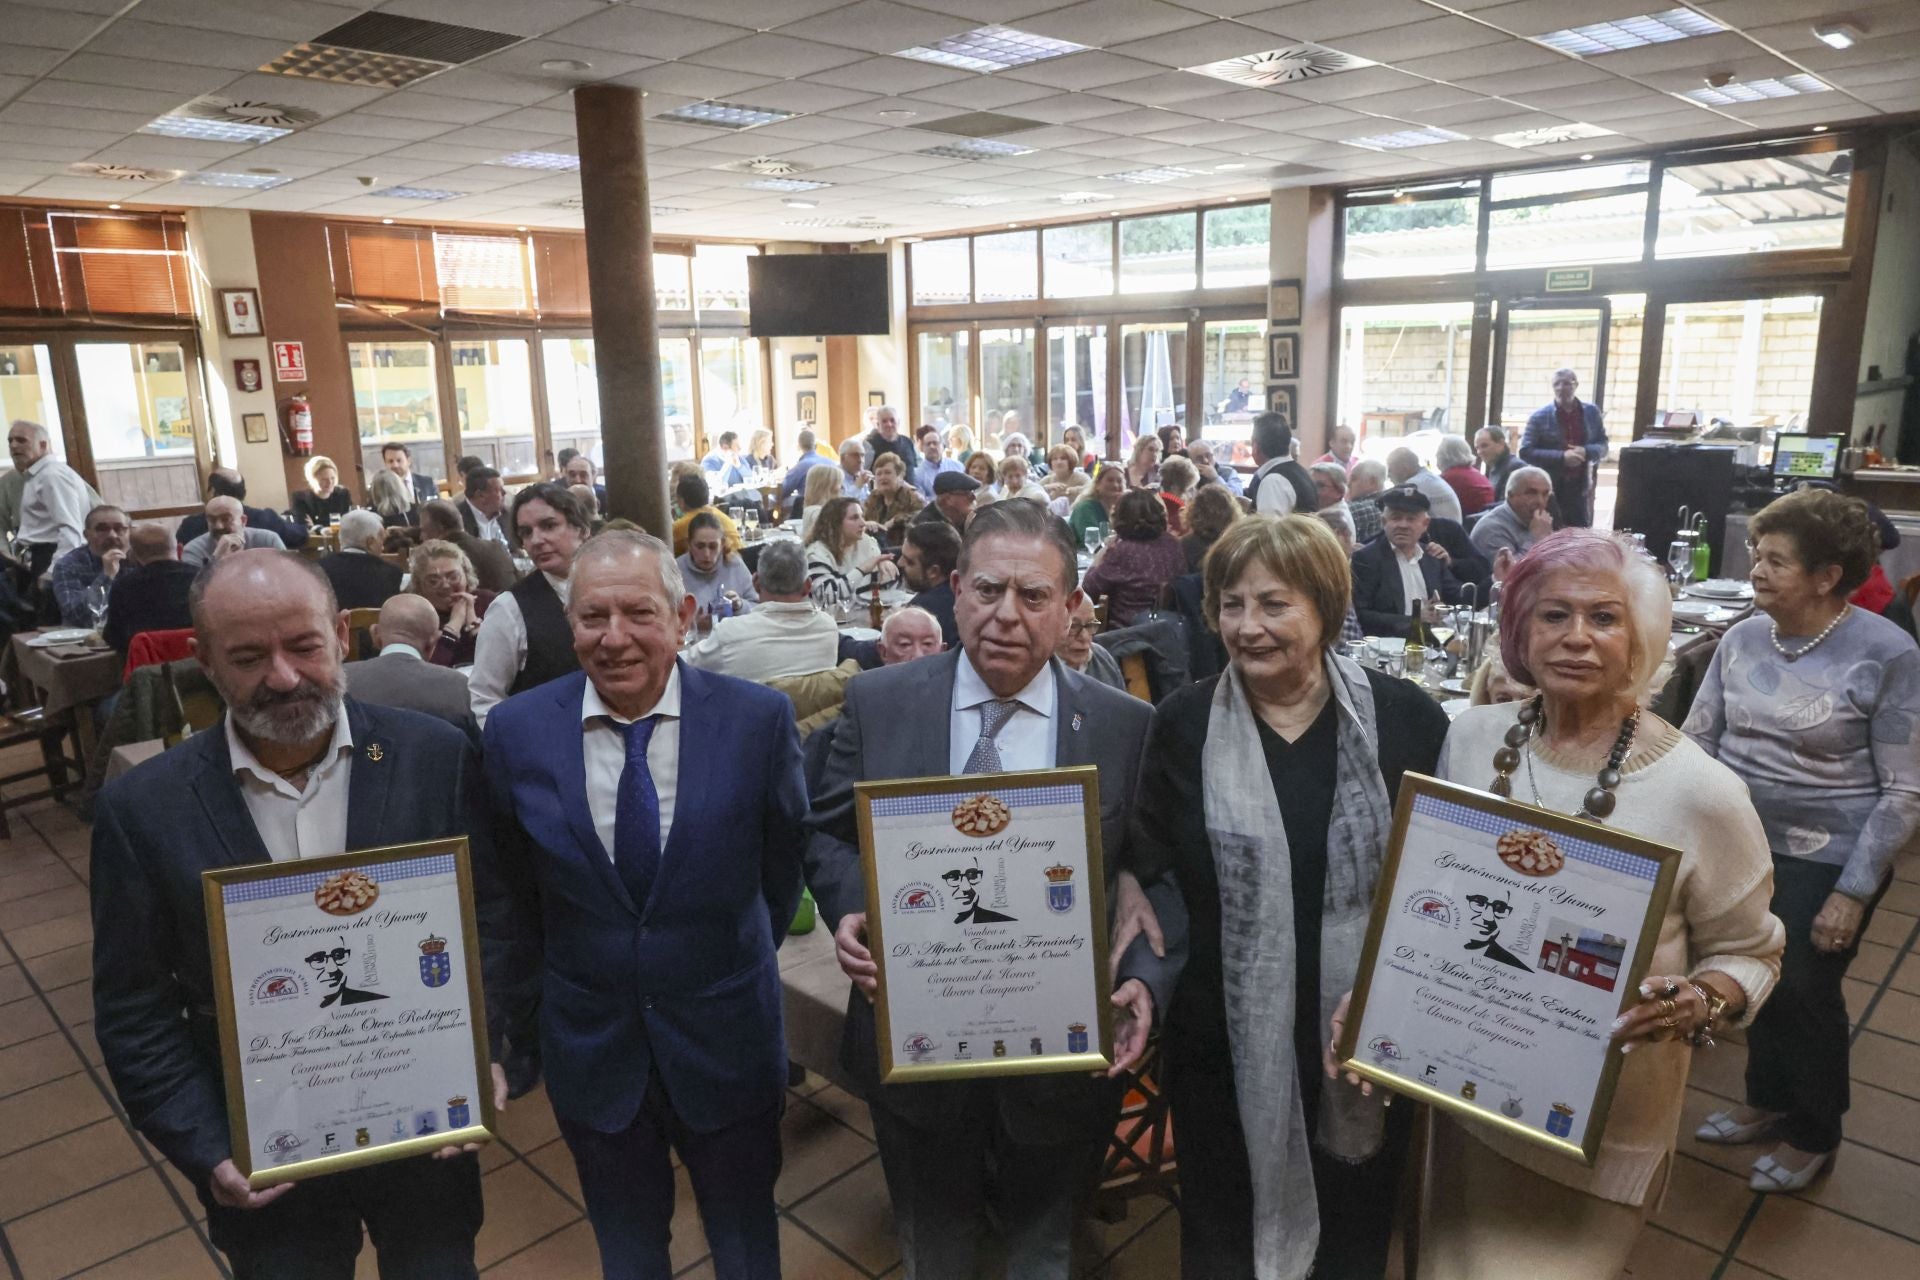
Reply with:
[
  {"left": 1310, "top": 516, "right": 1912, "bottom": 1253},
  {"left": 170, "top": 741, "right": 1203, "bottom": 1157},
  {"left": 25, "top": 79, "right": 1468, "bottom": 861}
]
[
  {"left": 855, "top": 767, "right": 1113, "bottom": 1083},
  {"left": 202, "top": 838, "right": 495, "bottom": 1188},
  {"left": 1335, "top": 775, "right": 1680, "bottom": 1164}
]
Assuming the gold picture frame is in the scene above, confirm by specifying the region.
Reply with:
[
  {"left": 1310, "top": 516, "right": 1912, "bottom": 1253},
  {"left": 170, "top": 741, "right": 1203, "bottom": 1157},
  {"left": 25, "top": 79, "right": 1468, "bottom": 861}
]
[
  {"left": 1335, "top": 774, "right": 1680, "bottom": 1164},
  {"left": 202, "top": 838, "right": 496, "bottom": 1188},
  {"left": 855, "top": 767, "right": 1114, "bottom": 1084},
  {"left": 241, "top": 412, "right": 270, "bottom": 445}
]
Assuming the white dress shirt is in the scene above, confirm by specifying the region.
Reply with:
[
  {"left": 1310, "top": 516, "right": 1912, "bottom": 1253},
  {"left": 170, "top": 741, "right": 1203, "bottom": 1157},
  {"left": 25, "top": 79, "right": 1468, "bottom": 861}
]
[
  {"left": 580, "top": 663, "right": 681, "bottom": 860},
  {"left": 225, "top": 709, "right": 354, "bottom": 862},
  {"left": 682, "top": 600, "right": 840, "bottom": 683},
  {"left": 1252, "top": 460, "right": 1296, "bottom": 517},
  {"left": 1408, "top": 468, "right": 1463, "bottom": 524},
  {"left": 949, "top": 651, "right": 1056, "bottom": 774},
  {"left": 19, "top": 455, "right": 96, "bottom": 555},
  {"left": 1395, "top": 544, "right": 1428, "bottom": 614},
  {"left": 469, "top": 572, "right": 570, "bottom": 725},
  {"left": 473, "top": 507, "right": 508, "bottom": 547}
]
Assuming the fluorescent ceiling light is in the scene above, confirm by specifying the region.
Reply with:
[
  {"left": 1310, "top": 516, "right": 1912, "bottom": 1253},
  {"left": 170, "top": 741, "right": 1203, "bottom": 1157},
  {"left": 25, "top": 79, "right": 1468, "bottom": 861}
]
[
  {"left": 1813, "top": 23, "right": 1860, "bottom": 50},
  {"left": 661, "top": 101, "right": 794, "bottom": 130},
  {"left": 1057, "top": 191, "right": 1111, "bottom": 203},
  {"left": 782, "top": 217, "right": 894, "bottom": 229},
  {"left": 1683, "top": 73, "right": 1831, "bottom": 105},
  {"left": 782, "top": 198, "right": 817, "bottom": 209},
  {"left": 897, "top": 26, "right": 1086, "bottom": 74},
  {"left": 179, "top": 171, "right": 291, "bottom": 189},
  {"left": 1488, "top": 122, "right": 1617, "bottom": 149},
  {"left": 1343, "top": 126, "right": 1469, "bottom": 151},
  {"left": 495, "top": 151, "right": 580, "bottom": 171},
  {"left": 1187, "top": 44, "right": 1376, "bottom": 88},
  {"left": 919, "top": 139, "right": 1035, "bottom": 160},
  {"left": 939, "top": 194, "right": 1012, "bottom": 206},
  {"left": 1101, "top": 167, "right": 1203, "bottom": 184},
  {"left": 652, "top": 206, "right": 686, "bottom": 217},
  {"left": 743, "top": 177, "right": 832, "bottom": 192},
  {"left": 143, "top": 114, "right": 290, "bottom": 143},
  {"left": 1537, "top": 9, "right": 1725, "bottom": 58},
  {"left": 374, "top": 186, "right": 464, "bottom": 200}
]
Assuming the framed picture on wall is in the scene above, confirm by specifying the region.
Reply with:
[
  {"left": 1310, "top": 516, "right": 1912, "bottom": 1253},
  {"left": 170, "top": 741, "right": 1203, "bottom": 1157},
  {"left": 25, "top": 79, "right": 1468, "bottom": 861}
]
[
  {"left": 218, "top": 288, "right": 263, "bottom": 338},
  {"left": 241, "top": 412, "right": 270, "bottom": 445},
  {"left": 868, "top": 391, "right": 885, "bottom": 408},
  {"left": 1269, "top": 278, "right": 1301, "bottom": 325},
  {"left": 1268, "top": 383, "right": 1296, "bottom": 424},
  {"left": 791, "top": 353, "right": 820, "bottom": 380},
  {"left": 233, "top": 359, "right": 263, "bottom": 394},
  {"left": 797, "top": 391, "right": 819, "bottom": 423},
  {"left": 1269, "top": 332, "right": 1297, "bottom": 380}
]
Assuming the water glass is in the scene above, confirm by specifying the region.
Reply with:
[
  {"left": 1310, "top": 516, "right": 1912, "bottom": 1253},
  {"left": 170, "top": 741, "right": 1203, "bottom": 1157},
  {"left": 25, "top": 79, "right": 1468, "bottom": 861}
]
[
  {"left": 1667, "top": 540, "right": 1692, "bottom": 588},
  {"left": 85, "top": 581, "right": 109, "bottom": 631}
]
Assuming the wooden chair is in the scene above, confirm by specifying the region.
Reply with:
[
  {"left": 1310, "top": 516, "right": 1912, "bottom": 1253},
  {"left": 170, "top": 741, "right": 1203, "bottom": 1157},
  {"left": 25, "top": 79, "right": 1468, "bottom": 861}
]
[
  {"left": 346, "top": 607, "right": 381, "bottom": 660},
  {"left": 1120, "top": 652, "right": 1153, "bottom": 702},
  {"left": 0, "top": 705, "right": 83, "bottom": 839},
  {"left": 1095, "top": 1039, "right": 1178, "bottom": 1215}
]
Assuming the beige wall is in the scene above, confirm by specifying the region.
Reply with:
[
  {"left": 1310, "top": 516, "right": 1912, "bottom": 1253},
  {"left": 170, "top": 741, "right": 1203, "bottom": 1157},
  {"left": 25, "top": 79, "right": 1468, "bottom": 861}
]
[
  {"left": 186, "top": 207, "right": 288, "bottom": 508},
  {"left": 1854, "top": 137, "right": 1920, "bottom": 444}
]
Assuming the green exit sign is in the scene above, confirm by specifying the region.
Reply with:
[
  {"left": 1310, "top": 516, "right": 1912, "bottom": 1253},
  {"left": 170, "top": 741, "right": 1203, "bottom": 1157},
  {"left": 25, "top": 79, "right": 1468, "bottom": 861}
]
[{"left": 1546, "top": 267, "right": 1595, "bottom": 292}]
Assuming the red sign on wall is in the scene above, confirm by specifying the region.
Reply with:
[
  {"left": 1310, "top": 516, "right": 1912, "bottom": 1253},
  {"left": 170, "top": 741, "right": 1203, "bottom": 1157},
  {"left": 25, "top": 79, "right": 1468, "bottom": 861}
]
[{"left": 272, "top": 341, "right": 307, "bottom": 383}]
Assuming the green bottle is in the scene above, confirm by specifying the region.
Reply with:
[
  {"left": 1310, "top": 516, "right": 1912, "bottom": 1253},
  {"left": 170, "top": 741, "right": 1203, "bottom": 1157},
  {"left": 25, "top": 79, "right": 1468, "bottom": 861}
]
[
  {"left": 1691, "top": 539, "right": 1711, "bottom": 582},
  {"left": 790, "top": 887, "right": 816, "bottom": 935}
]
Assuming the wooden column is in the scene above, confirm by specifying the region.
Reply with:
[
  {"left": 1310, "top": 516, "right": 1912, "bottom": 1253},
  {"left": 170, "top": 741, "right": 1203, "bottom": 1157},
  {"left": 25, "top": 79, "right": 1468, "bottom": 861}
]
[{"left": 574, "top": 85, "right": 667, "bottom": 536}]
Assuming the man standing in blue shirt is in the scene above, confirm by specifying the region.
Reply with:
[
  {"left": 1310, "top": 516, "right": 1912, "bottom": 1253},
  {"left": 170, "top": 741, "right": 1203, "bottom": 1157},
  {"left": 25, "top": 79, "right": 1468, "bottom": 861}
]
[
  {"left": 776, "top": 428, "right": 830, "bottom": 513},
  {"left": 911, "top": 425, "right": 962, "bottom": 498}
]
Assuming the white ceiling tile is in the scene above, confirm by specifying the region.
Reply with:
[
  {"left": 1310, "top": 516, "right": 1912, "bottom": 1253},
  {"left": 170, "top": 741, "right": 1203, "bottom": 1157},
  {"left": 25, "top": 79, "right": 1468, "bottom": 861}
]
[
  {"left": 410, "top": 68, "right": 557, "bottom": 107},
  {"left": 616, "top": 63, "right": 778, "bottom": 102},
  {"left": 1345, "top": 83, "right": 1495, "bottom": 116},
  {"left": 1018, "top": 0, "right": 1216, "bottom": 47},
  {"left": 1393, "top": 39, "right": 1567, "bottom": 83},
  {"left": 47, "top": 53, "right": 239, "bottom": 95},
  {"left": 545, "top": 8, "right": 753, "bottom": 61},
  {"left": 1450, "top": 60, "right": 1613, "bottom": 97},
  {"left": 1140, "top": 121, "right": 1270, "bottom": 146},
  {"left": 688, "top": 34, "right": 870, "bottom": 77},
  {"left": 1002, "top": 93, "right": 1140, "bottom": 123},
  {"left": 806, "top": 55, "right": 972, "bottom": 95},
  {"left": 212, "top": 73, "right": 390, "bottom": 116},
  {"left": 777, "top": 1, "right": 979, "bottom": 55},
  {"left": 0, "top": 1, "right": 108, "bottom": 50},
  {"left": 88, "top": 137, "right": 254, "bottom": 164},
  {"left": 637, "top": 0, "right": 854, "bottom": 25},
  {"left": 16, "top": 81, "right": 186, "bottom": 116},
  {"left": 134, "top": 0, "right": 362, "bottom": 41},
  {"left": 746, "top": 81, "right": 879, "bottom": 114},
  {"left": 1583, "top": 32, "right": 1763, "bottom": 76},
  {"left": 358, "top": 94, "right": 516, "bottom": 126},
  {"left": 1339, "top": 18, "right": 1509, "bottom": 65},
  {"left": 999, "top": 51, "right": 1171, "bottom": 90},
  {"left": 1266, "top": 65, "right": 1428, "bottom": 102},
  {"left": 0, "top": 102, "right": 152, "bottom": 134},
  {"left": 461, "top": 40, "right": 658, "bottom": 85},
  {"left": 744, "top": 115, "right": 888, "bottom": 143},
  {"left": 477, "top": 107, "right": 578, "bottom": 137},
  {"left": 906, "top": 76, "right": 1061, "bottom": 109},
  {"left": 1472, "top": 0, "right": 1681, "bottom": 36},
  {"left": 1236, "top": 0, "right": 1445, "bottom": 44},
  {"left": 307, "top": 114, "right": 457, "bottom": 142},
  {"left": 83, "top": 21, "right": 294, "bottom": 71},
  {"left": 1104, "top": 20, "right": 1283, "bottom": 69},
  {"left": 1095, "top": 72, "right": 1240, "bottom": 107},
  {"left": 375, "top": 0, "right": 606, "bottom": 39},
  {"left": 0, "top": 44, "right": 63, "bottom": 76}
]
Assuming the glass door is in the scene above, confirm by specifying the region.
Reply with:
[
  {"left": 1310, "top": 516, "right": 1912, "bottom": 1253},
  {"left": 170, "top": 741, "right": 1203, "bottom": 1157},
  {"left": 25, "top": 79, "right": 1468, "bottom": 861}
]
[
  {"left": 1120, "top": 321, "right": 1188, "bottom": 449},
  {"left": 71, "top": 337, "right": 205, "bottom": 511},
  {"left": 979, "top": 328, "right": 1034, "bottom": 449},
  {"left": 915, "top": 330, "right": 972, "bottom": 436},
  {"left": 450, "top": 337, "right": 536, "bottom": 478},
  {"left": 1046, "top": 324, "right": 1106, "bottom": 455},
  {"left": 1489, "top": 300, "right": 1611, "bottom": 432},
  {"left": 350, "top": 338, "right": 440, "bottom": 481}
]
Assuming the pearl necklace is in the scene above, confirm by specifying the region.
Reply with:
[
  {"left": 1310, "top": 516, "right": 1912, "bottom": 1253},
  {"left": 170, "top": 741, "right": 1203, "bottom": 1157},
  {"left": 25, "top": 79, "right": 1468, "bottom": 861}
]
[
  {"left": 1769, "top": 607, "right": 1847, "bottom": 662},
  {"left": 1488, "top": 696, "right": 1640, "bottom": 822}
]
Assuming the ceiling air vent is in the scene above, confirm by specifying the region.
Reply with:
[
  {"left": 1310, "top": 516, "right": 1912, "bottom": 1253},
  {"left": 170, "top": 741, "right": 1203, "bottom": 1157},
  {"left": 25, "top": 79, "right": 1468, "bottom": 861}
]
[
  {"left": 729, "top": 157, "right": 807, "bottom": 176},
  {"left": 783, "top": 217, "right": 895, "bottom": 230},
  {"left": 184, "top": 98, "right": 320, "bottom": 129},
  {"left": 911, "top": 112, "right": 1044, "bottom": 140},
  {"left": 261, "top": 13, "right": 519, "bottom": 89},
  {"left": 1188, "top": 44, "right": 1376, "bottom": 88},
  {"left": 67, "top": 162, "right": 183, "bottom": 182}
]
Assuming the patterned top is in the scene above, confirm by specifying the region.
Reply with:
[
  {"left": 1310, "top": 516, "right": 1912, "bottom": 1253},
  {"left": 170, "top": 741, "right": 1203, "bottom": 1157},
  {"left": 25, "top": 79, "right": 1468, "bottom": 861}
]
[
  {"left": 1082, "top": 533, "right": 1184, "bottom": 628},
  {"left": 50, "top": 545, "right": 107, "bottom": 628},
  {"left": 1683, "top": 607, "right": 1920, "bottom": 900}
]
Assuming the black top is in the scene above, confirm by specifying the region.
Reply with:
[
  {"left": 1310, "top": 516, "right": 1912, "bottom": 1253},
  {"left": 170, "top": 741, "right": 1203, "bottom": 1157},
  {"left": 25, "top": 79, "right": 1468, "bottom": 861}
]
[
  {"left": 507, "top": 571, "right": 580, "bottom": 696},
  {"left": 103, "top": 559, "right": 196, "bottom": 660},
  {"left": 1123, "top": 670, "right": 1450, "bottom": 1080},
  {"left": 908, "top": 579, "right": 958, "bottom": 646},
  {"left": 865, "top": 429, "right": 916, "bottom": 477},
  {"left": 318, "top": 550, "right": 404, "bottom": 611},
  {"left": 291, "top": 488, "right": 355, "bottom": 527}
]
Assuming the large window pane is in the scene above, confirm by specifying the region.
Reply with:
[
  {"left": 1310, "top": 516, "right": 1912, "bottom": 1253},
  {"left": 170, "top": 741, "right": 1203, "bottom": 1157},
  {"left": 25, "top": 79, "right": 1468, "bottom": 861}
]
[
  {"left": 911, "top": 239, "right": 970, "bottom": 305},
  {"left": 0, "top": 344, "right": 64, "bottom": 458},
  {"left": 1044, "top": 223, "right": 1112, "bottom": 298},
  {"left": 452, "top": 337, "right": 536, "bottom": 477},
  {"left": 699, "top": 335, "right": 765, "bottom": 445},
  {"left": 979, "top": 328, "right": 1034, "bottom": 447},
  {"left": 543, "top": 336, "right": 599, "bottom": 466},
  {"left": 1047, "top": 324, "right": 1106, "bottom": 455},
  {"left": 1494, "top": 296, "right": 1644, "bottom": 450},
  {"left": 1487, "top": 192, "right": 1650, "bottom": 269},
  {"left": 1342, "top": 191, "right": 1480, "bottom": 279},
  {"left": 1121, "top": 321, "right": 1187, "bottom": 444},
  {"left": 1203, "top": 205, "right": 1269, "bottom": 289},
  {"left": 974, "top": 231, "right": 1037, "bottom": 303},
  {"left": 916, "top": 330, "right": 971, "bottom": 434},
  {"left": 350, "top": 339, "right": 439, "bottom": 479},
  {"left": 1657, "top": 151, "right": 1850, "bottom": 259},
  {"left": 694, "top": 244, "right": 755, "bottom": 312},
  {"left": 74, "top": 340, "right": 202, "bottom": 510},
  {"left": 1200, "top": 318, "right": 1266, "bottom": 465},
  {"left": 1658, "top": 296, "right": 1825, "bottom": 430},
  {"left": 655, "top": 253, "right": 692, "bottom": 311},
  {"left": 1336, "top": 303, "right": 1473, "bottom": 456},
  {"left": 661, "top": 338, "right": 695, "bottom": 463},
  {"left": 1119, "top": 213, "right": 1196, "bottom": 294}
]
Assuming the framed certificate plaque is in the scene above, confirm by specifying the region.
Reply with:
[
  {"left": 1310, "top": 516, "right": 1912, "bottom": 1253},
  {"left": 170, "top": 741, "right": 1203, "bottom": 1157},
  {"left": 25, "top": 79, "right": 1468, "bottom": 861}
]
[
  {"left": 856, "top": 767, "right": 1114, "bottom": 1084},
  {"left": 1335, "top": 775, "right": 1680, "bottom": 1163},
  {"left": 203, "top": 839, "right": 496, "bottom": 1188}
]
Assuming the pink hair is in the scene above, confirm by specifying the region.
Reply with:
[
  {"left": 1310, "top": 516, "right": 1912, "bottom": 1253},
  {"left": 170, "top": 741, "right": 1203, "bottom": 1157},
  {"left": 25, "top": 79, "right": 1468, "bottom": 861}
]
[{"left": 1499, "top": 528, "right": 1671, "bottom": 697}]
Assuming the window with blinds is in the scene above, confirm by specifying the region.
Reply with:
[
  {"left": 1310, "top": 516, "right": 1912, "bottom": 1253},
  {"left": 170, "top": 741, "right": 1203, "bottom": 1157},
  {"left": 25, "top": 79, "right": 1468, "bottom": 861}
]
[
  {"left": 435, "top": 232, "right": 531, "bottom": 313},
  {"left": 0, "top": 209, "right": 193, "bottom": 320},
  {"left": 326, "top": 222, "right": 438, "bottom": 306}
]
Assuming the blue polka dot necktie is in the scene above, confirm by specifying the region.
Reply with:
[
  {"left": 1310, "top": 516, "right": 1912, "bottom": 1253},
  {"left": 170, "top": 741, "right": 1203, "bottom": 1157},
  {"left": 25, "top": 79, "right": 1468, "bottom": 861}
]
[{"left": 611, "top": 716, "right": 661, "bottom": 908}]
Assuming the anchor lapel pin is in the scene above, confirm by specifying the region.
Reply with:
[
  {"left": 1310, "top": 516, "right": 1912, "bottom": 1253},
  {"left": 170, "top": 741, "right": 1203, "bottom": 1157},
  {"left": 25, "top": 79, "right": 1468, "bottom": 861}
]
[
  {"left": 1071, "top": 712, "right": 1083, "bottom": 733},
  {"left": 366, "top": 743, "right": 384, "bottom": 763}
]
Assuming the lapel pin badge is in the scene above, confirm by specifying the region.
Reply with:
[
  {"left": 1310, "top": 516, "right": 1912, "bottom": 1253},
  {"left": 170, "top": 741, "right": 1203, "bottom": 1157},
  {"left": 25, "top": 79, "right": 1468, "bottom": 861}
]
[
  {"left": 1071, "top": 713, "right": 1083, "bottom": 733},
  {"left": 366, "top": 743, "right": 384, "bottom": 763}
]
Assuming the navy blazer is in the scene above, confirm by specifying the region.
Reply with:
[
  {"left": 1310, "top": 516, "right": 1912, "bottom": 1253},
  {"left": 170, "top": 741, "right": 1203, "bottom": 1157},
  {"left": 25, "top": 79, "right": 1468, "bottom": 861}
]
[
  {"left": 1350, "top": 536, "right": 1461, "bottom": 638},
  {"left": 1521, "top": 401, "right": 1608, "bottom": 514},
  {"left": 479, "top": 664, "right": 807, "bottom": 1136},
  {"left": 90, "top": 700, "right": 486, "bottom": 1184}
]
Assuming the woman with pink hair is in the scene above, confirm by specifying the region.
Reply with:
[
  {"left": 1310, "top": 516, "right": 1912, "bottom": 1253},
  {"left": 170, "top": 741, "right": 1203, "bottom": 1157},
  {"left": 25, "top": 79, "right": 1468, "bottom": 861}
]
[{"left": 1409, "top": 529, "right": 1785, "bottom": 1278}]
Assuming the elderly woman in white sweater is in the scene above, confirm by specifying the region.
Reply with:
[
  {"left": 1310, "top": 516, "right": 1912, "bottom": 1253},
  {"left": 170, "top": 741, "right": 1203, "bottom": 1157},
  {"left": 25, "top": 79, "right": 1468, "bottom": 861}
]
[{"left": 1418, "top": 528, "right": 1784, "bottom": 1279}]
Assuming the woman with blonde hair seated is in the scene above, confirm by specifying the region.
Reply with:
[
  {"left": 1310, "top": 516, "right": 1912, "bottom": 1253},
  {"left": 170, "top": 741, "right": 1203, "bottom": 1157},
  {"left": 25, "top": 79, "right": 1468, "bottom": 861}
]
[
  {"left": 945, "top": 423, "right": 975, "bottom": 463},
  {"left": 1043, "top": 443, "right": 1091, "bottom": 505},
  {"left": 995, "top": 454, "right": 1047, "bottom": 505},
  {"left": 1125, "top": 432, "right": 1162, "bottom": 491},
  {"left": 804, "top": 496, "right": 899, "bottom": 611},
  {"left": 293, "top": 454, "right": 354, "bottom": 527},
  {"left": 798, "top": 462, "right": 843, "bottom": 541}
]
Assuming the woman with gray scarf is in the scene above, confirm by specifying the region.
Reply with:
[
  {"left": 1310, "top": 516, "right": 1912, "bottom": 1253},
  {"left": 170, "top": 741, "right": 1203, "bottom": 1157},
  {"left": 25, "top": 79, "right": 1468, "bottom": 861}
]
[{"left": 1116, "top": 514, "right": 1449, "bottom": 1278}]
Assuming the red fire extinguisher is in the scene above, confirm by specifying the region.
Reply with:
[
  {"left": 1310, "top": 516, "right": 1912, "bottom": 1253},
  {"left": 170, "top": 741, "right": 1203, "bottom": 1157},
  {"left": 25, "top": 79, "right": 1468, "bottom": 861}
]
[{"left": 284, "top": 394, "right": 313, "bottom": 457}]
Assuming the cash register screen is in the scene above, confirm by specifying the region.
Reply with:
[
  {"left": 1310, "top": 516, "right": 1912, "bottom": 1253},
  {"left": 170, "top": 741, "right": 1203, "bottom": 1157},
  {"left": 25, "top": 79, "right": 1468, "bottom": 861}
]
[{"left": 1771, "top": 433, "right": 1840, "bottom": 480}]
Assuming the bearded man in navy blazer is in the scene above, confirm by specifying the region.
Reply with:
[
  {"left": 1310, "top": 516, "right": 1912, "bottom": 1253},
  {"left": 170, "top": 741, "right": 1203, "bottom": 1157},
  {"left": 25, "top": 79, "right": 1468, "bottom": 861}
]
[
  {"left": 480, "top": 529, "right": 807, "bottom": 1280},
  {"left": 91, "top": 550, "right": 495, "bottom": 1279}
]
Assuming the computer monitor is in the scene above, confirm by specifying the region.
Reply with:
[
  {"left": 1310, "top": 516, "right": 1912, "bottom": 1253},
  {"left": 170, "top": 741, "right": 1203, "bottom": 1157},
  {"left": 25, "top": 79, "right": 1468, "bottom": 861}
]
[{"left": 1771, "top": 433, "right": 1840, "bottom": 480}]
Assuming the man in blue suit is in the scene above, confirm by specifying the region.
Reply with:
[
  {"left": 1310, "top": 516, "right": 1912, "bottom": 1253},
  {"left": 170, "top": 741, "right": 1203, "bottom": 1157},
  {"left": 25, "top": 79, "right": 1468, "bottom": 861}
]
[
  {"left": 1349, "top": 485, "right": 1462, "bottom": 638},
  {"left": 91, "top": 550, "right": 494, "bottom": 1278},
  {"left": 1520, "top": 366, "right": 1608, "bottom": 528},
  {"left": 480, "top": 529, "right": 807, "bottom": 1280}
]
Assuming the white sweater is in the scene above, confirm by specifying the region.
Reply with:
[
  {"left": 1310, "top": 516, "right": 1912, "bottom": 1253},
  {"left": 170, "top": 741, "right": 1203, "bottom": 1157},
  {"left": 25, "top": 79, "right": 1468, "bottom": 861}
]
[{"left": 1437, "top": 703, "right": 1784, "bottom": 1205}]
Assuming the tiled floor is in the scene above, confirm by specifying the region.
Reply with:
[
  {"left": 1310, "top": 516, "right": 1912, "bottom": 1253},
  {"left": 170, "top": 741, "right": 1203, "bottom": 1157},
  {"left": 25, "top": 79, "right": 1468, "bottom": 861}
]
[{"left": 3, "top": 754, "right": 1919, "bottom": 1278}]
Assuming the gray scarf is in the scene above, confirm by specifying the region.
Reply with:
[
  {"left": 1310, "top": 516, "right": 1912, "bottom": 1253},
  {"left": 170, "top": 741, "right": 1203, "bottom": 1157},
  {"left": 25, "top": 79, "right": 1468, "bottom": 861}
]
[{"left": 1202, "top": 651, "right": 1394, "bottom": 1280}]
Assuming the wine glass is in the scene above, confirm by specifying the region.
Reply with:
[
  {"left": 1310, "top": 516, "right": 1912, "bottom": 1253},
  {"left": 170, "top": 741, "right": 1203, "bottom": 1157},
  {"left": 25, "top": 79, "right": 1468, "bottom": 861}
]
[
  {"left": 1668, "top": 539, "right": 1692, "bottom": 591},
  {"left": 742, "top": 505, "right": 760, "bottom": 538},
  {"left": 84, "top": 581, "right": 109, "bottom": 632}
]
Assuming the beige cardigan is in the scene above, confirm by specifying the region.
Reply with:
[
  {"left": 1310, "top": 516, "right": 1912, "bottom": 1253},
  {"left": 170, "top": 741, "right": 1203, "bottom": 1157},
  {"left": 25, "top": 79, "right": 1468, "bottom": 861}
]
[{"left": 1437, "top": 704, "right": 1785, "bottom": 1205}]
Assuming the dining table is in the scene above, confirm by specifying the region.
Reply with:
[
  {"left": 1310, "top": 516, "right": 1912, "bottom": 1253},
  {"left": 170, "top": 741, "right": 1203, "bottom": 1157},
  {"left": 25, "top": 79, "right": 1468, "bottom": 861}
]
[{"left": 9, "top": 629, "right": 123, "bottom": 758}]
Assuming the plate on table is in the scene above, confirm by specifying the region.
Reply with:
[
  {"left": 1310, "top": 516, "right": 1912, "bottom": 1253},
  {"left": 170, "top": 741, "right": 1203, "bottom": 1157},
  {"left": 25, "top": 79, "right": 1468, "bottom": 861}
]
[
  {"left": 1672, "top": 599, "right": 1740, "bottom": 625},
  {"left": 26, "top": 629, "right": 93, "bottom": 648},
  {"left": 877, "top": 588, "right": 914, "bottom": 607},
  {"left": 1437, "top": 677, "right": 1469, "bottom": 695},
  {"left": 1687, "top": 579, "right": 1753, "bottom": 600},
  {"left": 840, "top": 626, "right": 881, "bottom": 643}
]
